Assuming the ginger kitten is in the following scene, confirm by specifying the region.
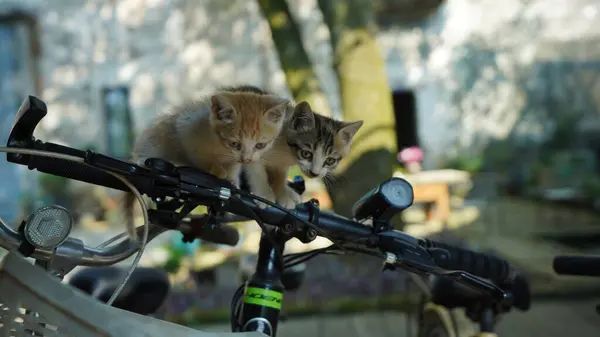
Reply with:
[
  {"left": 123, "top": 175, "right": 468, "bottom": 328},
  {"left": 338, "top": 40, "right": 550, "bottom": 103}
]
[
  {"left": 124, "top": 87, "right": 290, "bottom": 225},
  {"left": 132, "top": 88, "right": 289, "bottom": 183}
]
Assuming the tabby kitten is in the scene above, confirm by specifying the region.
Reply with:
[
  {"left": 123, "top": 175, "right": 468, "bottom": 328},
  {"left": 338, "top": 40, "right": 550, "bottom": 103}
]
[{"left": 247, "top": 101, "right": 363, "bottom": 208}]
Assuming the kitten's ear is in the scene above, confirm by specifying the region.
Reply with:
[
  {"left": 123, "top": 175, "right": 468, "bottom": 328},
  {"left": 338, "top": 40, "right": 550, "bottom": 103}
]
[
  {"left": 294, "top": 101, "right": 313, "bottom": 115},
  {"left": 290, "top": 101, "right": 315, "bottom": 131},
  {"left": 337, "top": 120, "right": 364, "bottom": 143},
  {"left": 210, "top": 94, "right": 236, "bottom": 124},
  {"left": 264, "top": 99, "right": 290, "bottom": 124}
]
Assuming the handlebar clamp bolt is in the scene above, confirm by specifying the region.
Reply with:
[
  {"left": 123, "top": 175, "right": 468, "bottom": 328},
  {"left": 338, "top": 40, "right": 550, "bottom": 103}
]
[
  {"left": 307, "top": 228, "right": 317, "bottom": 241},
  {"left": 384, "top": 252, "right": 398, "bottom": 265},
  {"left": 281, "top": 223, "right": 295, "bottom": 235},
  {"left": 298, "top": 228, "right": 317, "bottom": 244},
  {"left": 218, "top": 188, "right": 232, "bottom": 200}
]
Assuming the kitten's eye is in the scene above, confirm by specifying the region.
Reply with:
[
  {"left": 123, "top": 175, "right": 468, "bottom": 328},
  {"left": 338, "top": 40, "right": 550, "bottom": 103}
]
[
  {"left": 230, "top": 141, "right": 241, "bottom": 150},
  {"left": 255, "top": 142, "right": 267, "bottom": 150},
  {"left": 324, "top": 157, "right": 337, "bottom": 166},
  {"left": 300, "top": 150, "right": 313, "bottom": 160}
]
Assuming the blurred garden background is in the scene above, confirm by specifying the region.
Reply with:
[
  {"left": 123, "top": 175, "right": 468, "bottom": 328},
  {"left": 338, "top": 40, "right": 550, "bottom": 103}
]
[{"left": 1, "top": 0, "right": 600, "bottom": 336}]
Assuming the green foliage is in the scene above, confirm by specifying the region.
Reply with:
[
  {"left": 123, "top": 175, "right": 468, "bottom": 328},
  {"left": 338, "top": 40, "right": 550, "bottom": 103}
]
[
  {"left": 442, "top": 155, "right": 483, "bottom": 174},
  {"left": 527, "top": 162, "right": 547, "bottom": 187},
  {"left": 288, "top": 166, "right": 302, "bottom": 178},
  {"left": 38, "top": 174, "right": 71, "bottom": 199},
  {"left": 482, "top": 140, "right": 515, "bottom": 171},
  {"left": 161, "top": 246, "right": 188, "bottom": 274},
  {"left": 579, "top": 175, "right": 600, "bottom": 200},
  {"left": 544, "top": 113, "right": 581, "bottom": 150}
]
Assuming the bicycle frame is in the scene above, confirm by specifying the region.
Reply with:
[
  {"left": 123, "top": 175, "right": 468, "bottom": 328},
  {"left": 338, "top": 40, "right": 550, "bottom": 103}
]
[
  {"left": 415, "top": 275, "right": 506, "bottom": 337},
  {"left": 418, "top": 302, "right": 499, "bottom": 337}
]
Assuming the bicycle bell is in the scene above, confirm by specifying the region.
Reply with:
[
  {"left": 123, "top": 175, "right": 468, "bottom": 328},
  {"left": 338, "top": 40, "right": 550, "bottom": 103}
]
[{"left": 23, "top": 205, "right": 73, "bottom": 249}]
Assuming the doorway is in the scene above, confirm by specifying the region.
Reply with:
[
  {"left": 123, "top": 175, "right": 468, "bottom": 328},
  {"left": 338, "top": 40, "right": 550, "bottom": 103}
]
[{"left": 392, "top": 90, "right": 419, "bottom": 151}]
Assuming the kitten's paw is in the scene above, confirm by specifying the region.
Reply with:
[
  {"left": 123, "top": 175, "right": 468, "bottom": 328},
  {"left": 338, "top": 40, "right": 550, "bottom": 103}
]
[
  {"left": 276, "top": 187, "right": 302, "bottom": 209},
  {"left": 228, "top": 177, "right": 239, "bottom": 188}
]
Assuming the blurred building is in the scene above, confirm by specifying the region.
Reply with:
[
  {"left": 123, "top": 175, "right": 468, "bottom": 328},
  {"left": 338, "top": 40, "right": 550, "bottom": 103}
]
[
  {"left": 378, "top": 0, "right": 600, "bottom": 167},
  {"left": 0, "top": 0, "right": 599, "bottom": 221}
]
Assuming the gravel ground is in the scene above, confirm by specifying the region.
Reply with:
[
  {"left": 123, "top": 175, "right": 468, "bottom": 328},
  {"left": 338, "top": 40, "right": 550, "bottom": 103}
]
[{"left": 166, "top": 253, "right": 413, "bottom": 314}]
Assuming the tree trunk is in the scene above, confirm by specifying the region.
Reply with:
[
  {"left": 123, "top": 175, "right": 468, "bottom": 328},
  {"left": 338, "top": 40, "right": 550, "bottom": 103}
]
[
  {"left": 257, "top": 0, "right": 332, "bottom": 116},
  {"left": 317, "top": 0, "right": 397, "bottom": 218}
]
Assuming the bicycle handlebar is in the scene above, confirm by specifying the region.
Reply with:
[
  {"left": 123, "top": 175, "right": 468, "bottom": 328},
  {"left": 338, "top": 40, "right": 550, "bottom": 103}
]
[
  {"left": 2, "top": 95, "right": 517, "bottom": 303},
  {"left": 553, "top": 255, "right": 600, "bottom": 277}
]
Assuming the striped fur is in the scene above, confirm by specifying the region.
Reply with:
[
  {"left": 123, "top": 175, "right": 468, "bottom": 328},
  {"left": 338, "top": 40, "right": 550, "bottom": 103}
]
[
  {"left": 286, "top": 102, "right": 363, "bottom": 178},
  {"left": 250, "top": 100, "right": 363, "bottom": 208}
]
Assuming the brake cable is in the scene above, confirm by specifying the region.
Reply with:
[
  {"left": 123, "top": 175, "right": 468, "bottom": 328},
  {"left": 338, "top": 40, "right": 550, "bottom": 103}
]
[
  {"left": 235, "top": 189, "right": 351, "bottom": 254},
  {"left": 235, "top": 190, "right": 329, "bottom": 239},
  {"left": 232, "top": 196, "right": 286, "bottom": 270},
  {"left": 0, "top": 147, "right": 150, "bottom": 306}
]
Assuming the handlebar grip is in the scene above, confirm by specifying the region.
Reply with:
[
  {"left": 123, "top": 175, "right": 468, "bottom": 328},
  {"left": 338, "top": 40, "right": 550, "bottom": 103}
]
[
  {"left": 27, "top": 142, "right": 130, "bottom": 191},
  {"left": 423, "top": 240, "right": 513, "bottom": 284},
  {"left": 553, "top": 255, "right": 600, "bottom": 277}
]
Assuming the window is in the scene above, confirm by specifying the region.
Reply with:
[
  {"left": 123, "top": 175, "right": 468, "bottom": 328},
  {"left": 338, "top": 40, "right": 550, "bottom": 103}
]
[
  {"left": 102, "top": 86, "right": 134, "bottom": 159},
  {"left": 0, "top": 13, "right": 39, "bottom": 224}
]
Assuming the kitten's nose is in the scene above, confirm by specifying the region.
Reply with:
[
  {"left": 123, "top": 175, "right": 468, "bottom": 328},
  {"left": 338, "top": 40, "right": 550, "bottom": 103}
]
[
  {"left": 242, "top": 158, "right": 252, "bottom": 164},
  {"left": 308, "top": 170, "right": 319, "bottom": 177}
]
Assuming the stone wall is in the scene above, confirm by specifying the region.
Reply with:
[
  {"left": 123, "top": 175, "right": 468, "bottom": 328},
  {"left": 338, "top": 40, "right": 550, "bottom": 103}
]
[
  {"left": 0, "top": 0, "right": 342, "bottom": 148},
  {"left": 30, "top": 0, "right": 286, "bottom": 147},
  {"left": 378, "top": 0, "right": 600, "bottom": 168}
]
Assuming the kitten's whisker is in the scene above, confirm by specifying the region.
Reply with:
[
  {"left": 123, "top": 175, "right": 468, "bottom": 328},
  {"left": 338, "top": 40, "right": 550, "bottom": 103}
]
[
  {"left": 322, "top": 177, "right": 331, "bottom": 189},
  {"left": 323, "top": 173, "right": 341, "bottom": 189},
  {"left": 324, "top": 176, "right": 335, "bottom": 189},
  {"left": 259, "top": 158, "right": 275, "bottom": 165},
  {"left": 264, "top": 150, "right": 289, "bottom": 157},
  {"left": 330, "top": 173, "right": 347, "bottom": 184}
]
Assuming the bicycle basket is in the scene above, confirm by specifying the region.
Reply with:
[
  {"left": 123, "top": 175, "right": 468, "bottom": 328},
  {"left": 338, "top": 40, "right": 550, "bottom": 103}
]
[{"left": 0, "top": 252, "right": 264, "bottom": 337}]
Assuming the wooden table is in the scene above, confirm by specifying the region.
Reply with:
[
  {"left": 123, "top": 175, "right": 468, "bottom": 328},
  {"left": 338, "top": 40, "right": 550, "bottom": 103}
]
[{"left": 393, "top": 170, "right": 471, "bottom": 225}]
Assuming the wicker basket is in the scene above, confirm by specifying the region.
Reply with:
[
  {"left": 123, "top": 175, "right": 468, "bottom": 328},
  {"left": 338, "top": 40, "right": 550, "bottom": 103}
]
[{"left": 0, "top": 252, "right": 265, "bottom": 337}]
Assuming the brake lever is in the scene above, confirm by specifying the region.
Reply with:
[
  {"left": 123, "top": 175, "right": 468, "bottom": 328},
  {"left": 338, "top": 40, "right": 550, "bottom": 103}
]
[
  {"left": 380, "top": 234, "right": 507, "bottom": 304},
  {"left": 440, "top": 270, "right": 507, "bottom": 304}
]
